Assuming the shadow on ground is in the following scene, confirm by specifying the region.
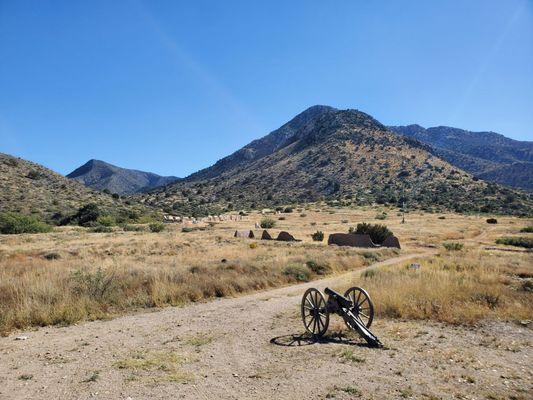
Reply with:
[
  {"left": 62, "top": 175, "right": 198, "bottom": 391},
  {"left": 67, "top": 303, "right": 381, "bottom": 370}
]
[{"left": 270, "top": 333, "right": 378, "bottom": 348}]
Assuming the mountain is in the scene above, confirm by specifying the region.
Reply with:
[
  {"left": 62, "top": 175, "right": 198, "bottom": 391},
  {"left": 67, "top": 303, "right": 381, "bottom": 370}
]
[
  {"left": 67, "top": 159, "right": 179, "bottom": 195},
  {"left": 140, "top": 106, "right": 532, "bottom": 216},
  {"left": 0, "top": 153, "right": 148, "bottom": 223},
  {"left": 388, "top": 125, "right": 533, "bottom": 191}
]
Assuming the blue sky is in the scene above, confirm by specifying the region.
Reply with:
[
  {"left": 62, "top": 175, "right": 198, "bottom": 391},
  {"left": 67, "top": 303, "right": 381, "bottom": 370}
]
[{"left": 1, "top": 0, "right": 532, "bottom": 177}]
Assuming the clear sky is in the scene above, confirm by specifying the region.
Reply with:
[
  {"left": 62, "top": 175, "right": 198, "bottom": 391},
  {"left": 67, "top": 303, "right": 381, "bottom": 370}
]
[{"left": 1, "top": 0, "right": 532, "bottom": 177}]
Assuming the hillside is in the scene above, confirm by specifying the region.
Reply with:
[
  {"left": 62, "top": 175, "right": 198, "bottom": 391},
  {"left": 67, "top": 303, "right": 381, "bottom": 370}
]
[
  {"left": 68, "top": 159, "right": 179, "bottom": 195},
  {"left": 141, "top": 106, "right": 532, "bottom": 216},
  {"left": 388, "top": 125, "right": 533, "bottom": 191},
  {"left": 0, "top": 153, "right": 149, "bottom": 223}
]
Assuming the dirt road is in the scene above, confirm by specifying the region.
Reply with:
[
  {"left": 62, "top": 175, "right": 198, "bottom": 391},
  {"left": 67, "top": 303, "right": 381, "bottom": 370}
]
[{"left": 0, "top": 251, "right": 530, "bottom": 400}]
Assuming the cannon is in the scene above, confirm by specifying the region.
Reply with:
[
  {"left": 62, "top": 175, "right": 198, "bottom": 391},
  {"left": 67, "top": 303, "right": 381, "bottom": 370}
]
[{"left": 301, "top": 286, "right": 382, "bottom": 347}]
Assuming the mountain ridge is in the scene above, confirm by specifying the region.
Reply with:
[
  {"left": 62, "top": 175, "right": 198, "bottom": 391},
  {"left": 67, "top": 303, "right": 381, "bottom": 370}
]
[
  {"left": 68, "top": 159, "right": 179, "bottom": 195},
  {"left": 388, "top": 124, "right": 533, "bottom": 191},
  {"left": 0, "top": 153, "right": 148, "bottom": 223},
  {"left": 140, "top": 106, "right": 532, "bottom": 216}
]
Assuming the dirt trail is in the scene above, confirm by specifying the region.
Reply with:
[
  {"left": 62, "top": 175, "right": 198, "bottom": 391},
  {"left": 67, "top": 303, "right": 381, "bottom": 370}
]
[{"left": 0, "top": 250, "right": 531, "bottom": 400}]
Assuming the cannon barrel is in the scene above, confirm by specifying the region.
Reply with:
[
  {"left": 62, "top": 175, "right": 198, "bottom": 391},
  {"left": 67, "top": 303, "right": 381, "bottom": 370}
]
[{"left": 324, "top": 287, "right": 352, "bottom": 309}]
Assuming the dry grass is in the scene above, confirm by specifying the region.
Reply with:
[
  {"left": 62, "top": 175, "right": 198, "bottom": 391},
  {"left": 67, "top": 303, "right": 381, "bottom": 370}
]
[
  {"left": 114, "top": 350, "right": 193, "bottom": 382},
  {"left": 1, "top": 206, "right": 530, "bottom": 335},
  {"left": 355, "top": 249, "right": 532, "bottom": 324}
]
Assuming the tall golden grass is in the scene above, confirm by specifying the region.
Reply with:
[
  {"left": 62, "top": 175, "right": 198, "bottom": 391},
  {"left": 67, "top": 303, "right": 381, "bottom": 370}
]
[
  {"left": 356, "top": 249, "right": 532, "bottom": 324},
  {"left": 1, "top": 207, "right": 530, "bottom": 334},
  {"left": 0, "top": 228, "right": 397, "bottom": 335}
]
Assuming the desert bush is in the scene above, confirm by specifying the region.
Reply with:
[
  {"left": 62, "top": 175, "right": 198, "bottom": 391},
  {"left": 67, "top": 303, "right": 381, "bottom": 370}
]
[
  {"left": 0, "top": 213, "right": 52, "bottom": 234},
  {"left": 283, "top": 264, "right": 311, "bottom": 282},
  {"left": 278, "top": 216, "right": 286, "bottom": 221},
  {"left": 43, "top": 252, "right": 61, "bottom": 260},
  {"left": 149, "top": 222, "right": 165, "bottom": 233},
  {"left": 260, "top": 217, "right": 276, "bottom": 229},
  {"left": 123, "top": 224, "right": 144, "bottom": 232},
  {"left": 361, "top": 251, "right": 380, "bottom": 262},
  {"left": 495, "top": 236, "right": 533, "bottom": 249},
  {"left": 26, "top": 170, "right": 42, "bottom": 180},
  {"left": 306, "top": 260, "right": 331, "bottom": 275},
  {"left": 349, "top": 223, "right": 393, "bottom": 245},
  {"left": 182, "top": 227, "right": 194, "bottom": 233},
  {"left": 375, "top": 212, "right": 387, "bottom": 220},
  {"left": 443, "top": 242, "right": 464, "bottom": 251},
  {"left": 71, "top": 268, "right": 119, "bottom": 302},
  {"left": 90, "top": 225, "right": 113, "bottom": 233},
  {"left": 438, "top": 216, "right": 446, "bottom": 219},
  {"left": 249, "top": 242, "right": 258, "bottom": 249},
  {"left": 311, "top": 231, "right": 324, "bottom": 242},
  {"left": 300, "top": 213, "right": 307, "bottom": 218},
  {"left": 283, "top": 207, "right": 293, "bottom": 213},
  {"left": 519, "top": 226, "right": 533, "bottom": 233},
  {"left": 97, "top": 215, "right": 116, "bottom": 227},
  {"left": 486, "top": 218, "right": 498, "bottom": 224},
  {"left": 72, "top": 203, "right": 101, "bottom": 227}
]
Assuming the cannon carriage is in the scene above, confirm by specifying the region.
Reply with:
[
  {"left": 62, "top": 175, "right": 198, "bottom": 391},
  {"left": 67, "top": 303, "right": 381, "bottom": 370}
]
[{"left": 301, "top": 286, "right": 382, "bottom": 347}]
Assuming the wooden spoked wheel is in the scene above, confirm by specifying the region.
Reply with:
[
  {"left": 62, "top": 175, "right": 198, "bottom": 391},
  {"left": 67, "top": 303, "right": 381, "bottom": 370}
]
[
  {"left": 344, "top": 286, "right": 374, "bottom": 329},
  {"left": 301, "top": 288, "right": 329, "bottom": 337}
]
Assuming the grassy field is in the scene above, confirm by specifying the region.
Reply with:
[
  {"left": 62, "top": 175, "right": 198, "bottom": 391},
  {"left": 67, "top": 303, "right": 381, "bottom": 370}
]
[{"left": 0, "top": 205, "right": 531, "bottom": 336}]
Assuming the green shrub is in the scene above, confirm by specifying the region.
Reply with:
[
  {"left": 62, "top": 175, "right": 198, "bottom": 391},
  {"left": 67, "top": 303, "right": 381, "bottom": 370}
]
[
  {"left": 375, "top": 212, "right": 387, "bottom": 220},
  {"left": 361, "top": 251, "right": 380, "bottom": 262},
  {"left": 495, "top": 237, "right": 533, "bottom": 249},
  {"left": 123, "top": 224, "right": 144, "bottom": 232},
  {"left": 349, "top": 223, "right": 393, "bottom": 245},
  {"left": 486, "top": 218, "right": 498, "bottom": 224},
  {"left": 90, "top": 225, "right": 113, "bottom": 233},
  {"left": 283, "top": 264, "right": 311, "bottom": 282},
  {"left": 306, "top": 260, "right": 331, "bottom": 275},
  {"left": 260, "top": 217, "right": 276, "bottom": 229},
  {"left": 70, "top": 203, "right": 101, "bottom": 226},
  {"left": 149, "top": 222, "right": 165, "bottom": 233},
  {"left": 26, "top": 170, "right": 42, "bottom": 180},
  {"left": 283, "top": 207, "right": 293, "bottom": 213},
  {"left": 519, "top": 226, "right": 533, "bottom": 233},
  {"left": 44, "top": 252, "right": 60, "bottom": 260},
  {"left": 182, "top": 227, "right": 194, "bottom": 233},
  {"left": 311, "top": 231, "right": 324, "bottom": 242},
  {"left": 71, "top": 268, "right": 119, "bottom": 302},
  {"left": 443, "top": 242, "right": 464, "bottom": 251},
  {"left": 361, "top": 269, "right": 380, "bottom": 279},
  {"left": 0, "top": 213, "right": 52, "bottom": 234},
  {"left": 97, "top": 215, "right": 116, "bottom": 227}
]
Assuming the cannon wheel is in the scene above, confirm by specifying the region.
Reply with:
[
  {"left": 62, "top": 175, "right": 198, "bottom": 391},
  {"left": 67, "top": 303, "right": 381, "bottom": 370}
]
[
  {"left": 344, "top": 287, "right": 374, "bottom": 328},
  {"left": 301, "top": 288, "right": 329, "bottom": 337}
]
